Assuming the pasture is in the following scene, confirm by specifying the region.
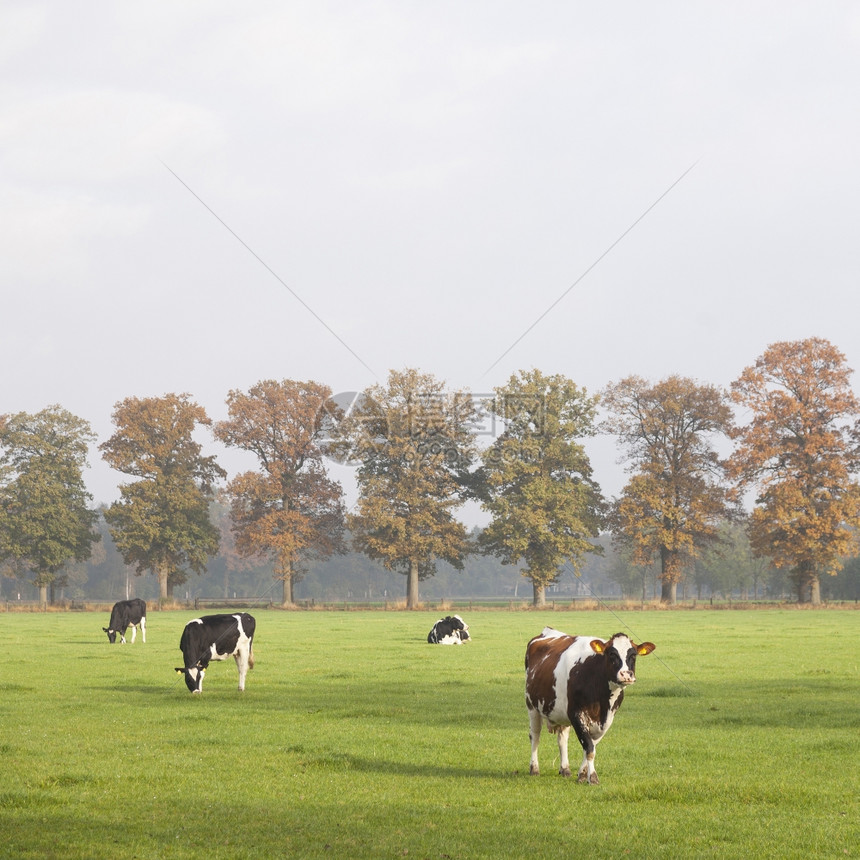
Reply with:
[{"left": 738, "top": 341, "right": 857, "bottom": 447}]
[{"left": 0, "top": 607, "right": 857, "bottom": 859}]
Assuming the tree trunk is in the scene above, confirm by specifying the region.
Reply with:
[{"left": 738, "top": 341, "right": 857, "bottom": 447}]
[
  {"left": 796, "top": 561, "right": 818, "bottom": 604},
  {"left": 660, "top": 547, "right": 679, "bottom": 604},
  {"left": 158, "top": 568, "right": 169, "bottom": 601},
  {"left": 810, "top": 576, "right": 821, "bottom": 606},
  {"left": 533, "top": 582, "right": 546, "bottom": 607},
  {"left": 406, "top": 560, "right": 419, "bottom": 608},
  {"left": 282, "top": 559, "right": 294, "bottom": 607},
  {"left": 39, "top": 583, "right": 48, "bottom": 606},
  {"left": 660, "top": 578, "right": 677, "bottom": 603}
]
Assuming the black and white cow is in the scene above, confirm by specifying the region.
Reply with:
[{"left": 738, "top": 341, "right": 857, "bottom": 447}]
[
  {"left": 103, "top": 598, "right": 146, "bottom": 644},
  {"left": 427, "top": 615, "right": 470, "bottom": 644},
  {"left": 175, "top": 613, "right": 255, "bottom": 693},
  {"left": 525, "top": 627, "right": 655, "bottom": 784}
]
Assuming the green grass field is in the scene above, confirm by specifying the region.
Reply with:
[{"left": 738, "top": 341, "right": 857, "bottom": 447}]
[{"left": 0, "top": 607, "right": 857, "bottom": 859}]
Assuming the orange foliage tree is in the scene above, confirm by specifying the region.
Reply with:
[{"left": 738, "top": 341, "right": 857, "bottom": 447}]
[
  {"left": 214, "top": 379, "right": 345, "bottom": 606},
  {"left": 602, "top": 375, "right": 736, "bottom": 603},
  {"left": 727, "top": 338, "right": 860, "bottom": 604}
]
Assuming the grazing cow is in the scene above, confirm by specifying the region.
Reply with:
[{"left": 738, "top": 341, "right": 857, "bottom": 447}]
[
  {"left": 427, "top": 615, "right": 471, "bottom": 644},
  {"left": 525, "top": 627, "right": 655, "bottom": 784},
  {"left": 103, "top": 598, "right": 146, "bottom": 644},
  {"left": 175, "top": 613, "right": 255, "bottom": 693}
]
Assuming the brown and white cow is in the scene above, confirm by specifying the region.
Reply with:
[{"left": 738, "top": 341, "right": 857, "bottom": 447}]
[{"left": 525, "top": 626, "right": 655, "bottom": 784}]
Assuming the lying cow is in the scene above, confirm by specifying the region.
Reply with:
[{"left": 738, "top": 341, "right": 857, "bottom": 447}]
[
  {"left": 103, "top": 598, "right": 146, "bottom": 644},
  {"left": 525, "top": 627, "right": 655, "bottom": 784},
  {"left": 427, "top": 615, "right": 470, "bottom": 644},
  {"left": 175, "top": 613, "right": 255, "bottom": 693}
]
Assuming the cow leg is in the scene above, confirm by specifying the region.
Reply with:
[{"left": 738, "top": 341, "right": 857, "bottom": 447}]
[
  {"left": 140, "top": 617, "right": 146, "bottom": 643},
  {"left": 555, "top": 725, "right": 572, "bottom": 777},
  {"left": 234, "top": 648, "right": 250, "bottom": 691},
  {"left": 572, "top": 718, "right": 599, "bottom": 784},
  {"left": 130, "top": 624, "right": 137, "bottom": 644},
  {"left": 577, "top": 749, "right": 598, "bottom": 784},
  {"left": 119, "top": 630, "right": 126, "bottom": 645},
  {"left": 527, "top": 706, "right": 542, "bottom": 775}
]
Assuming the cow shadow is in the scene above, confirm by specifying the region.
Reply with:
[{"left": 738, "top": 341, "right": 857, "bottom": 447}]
[
  {"left": 282, "top": 747, "right": 516, "bottom": 781},
  {"left": 356, "top": 755, "right": 512, "bottom": 781},
  {"left": 86, "top": 674, "right": 199, "bottom": 696},
  {"left": 87, "top": 684, "right": 169, "bottom": 695}
]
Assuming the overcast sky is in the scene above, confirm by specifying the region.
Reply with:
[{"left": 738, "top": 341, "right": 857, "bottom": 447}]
[{"left": 3, "top": 2, "right": 860, "bottom": 516}]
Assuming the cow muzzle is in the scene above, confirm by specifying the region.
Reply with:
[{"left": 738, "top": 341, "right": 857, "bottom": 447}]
[
  {"left": 617, "top": 672, "right": 636, "bottom": 685},
  {"left": 176, "top": 667, "right": 204, "bottom": 693}
]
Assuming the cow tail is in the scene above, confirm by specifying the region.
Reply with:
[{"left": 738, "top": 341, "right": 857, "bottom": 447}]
[{"left": 248, "top": 638, "right": 255, "bottom": 670}]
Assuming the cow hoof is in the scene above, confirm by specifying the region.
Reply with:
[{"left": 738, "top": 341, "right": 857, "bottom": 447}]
[
  {"left": 529, "top": 766, "right": 540, "bottom": 776},
  {"left": 577, "top": 770, "right": 588, "bottom": 783},
  {"left": 560, "top": 767, "right": 572, "bottom": 777},
  {"left": 589, "top": 773, "right": 600, "bottom": 785}
]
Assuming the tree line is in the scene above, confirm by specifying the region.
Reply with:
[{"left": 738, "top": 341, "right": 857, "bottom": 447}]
[
  {"left": 3, "top": 337, "right": 860, "bottom": 608},
  {"left": 38, "top": 508, "right": 859, "bottom": 605}
]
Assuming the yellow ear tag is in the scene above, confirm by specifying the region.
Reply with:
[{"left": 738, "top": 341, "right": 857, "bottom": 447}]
[{"left": 590, "top": 639, "right": 606, "bottom": 654}]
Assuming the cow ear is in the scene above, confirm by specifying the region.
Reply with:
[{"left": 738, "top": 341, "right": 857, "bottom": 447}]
[
  {"left": 175, "top": 668, "right": 185, "bottom": 675},
  {"left": 102, "top": 628, "right": 109, "bottom": 633},
  {"left": 636, "top": 642, "right": 656, "bottom": 656},
  {"left": 589, "top": 639, "right": 606, "bottom": 654}
]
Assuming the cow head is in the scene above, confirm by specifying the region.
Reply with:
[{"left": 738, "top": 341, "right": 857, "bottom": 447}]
[
  {"left": 175, "top": 664, "right": 205, "bottom": 693},
  {"left": 451, "top": 615, "right": 468, "bottom": 633},
  {"left": 103, "top": 627, "right": 118, "bottom": 644},
  {"left": 590, "top": 634, "right": 655, "bottom": 686}
]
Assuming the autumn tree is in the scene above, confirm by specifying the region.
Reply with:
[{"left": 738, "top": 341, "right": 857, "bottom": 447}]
[
  {"left": 602, "top": 375, "right": 736, "bottom": 604},
  {"left": 338, "top": 368, "right": 478, "bottom": 608},
  {"left": 0, "top": 406, "right": 99, "bottom": 604},
  {"left": 477, "top": 369, "right": 605, "bottom": 606},
  {"left": 727, "top": 337, "right": 860, "bottom": 604},
  {"left": 100, "top": 394, "right": 224, "bottom": 600},
  {"left": 214, "top": 379, "right": 346, "bottom": 606}
]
